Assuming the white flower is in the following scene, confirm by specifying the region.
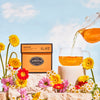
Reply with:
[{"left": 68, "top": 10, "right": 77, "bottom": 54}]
[
  {"left": 47, "top": 70, "right": 56, "bottom": 77},
  {"left": 93, "top": 95, "right": 99, "bottom": 100}
]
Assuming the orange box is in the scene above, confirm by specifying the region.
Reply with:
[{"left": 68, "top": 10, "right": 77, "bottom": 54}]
[{"left": 21, "top": 43, "right": 53, "bottom": 73}]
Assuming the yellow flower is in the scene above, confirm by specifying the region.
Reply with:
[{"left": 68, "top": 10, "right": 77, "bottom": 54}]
[
  {"left": 16, "top": 78, "right": 27, "bottom": 88},
  {"left": 9, "top": 58, "right": 21, "bottom": 69},
  {"left": 78, "top": 75, "right": 89, "bottom": 82},
  {"left": 9, "top": 35, "right": 19, "bottom": 47},
  {"left": 82, "top": 57, "right": 94, "bottom": 70},
  {"left": 49, "top": 74, "right": 62, "bottom": 86},
  {"left": 32, "top": 92, "right": 41, "bottom": 100},
  {"left": 0, "top": 43, "right": 5, "bottom": 52}
]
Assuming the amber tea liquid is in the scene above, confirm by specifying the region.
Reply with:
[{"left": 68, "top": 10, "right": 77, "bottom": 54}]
[{"left": 59, "top": 56, "right": 83, "bottom": 66}]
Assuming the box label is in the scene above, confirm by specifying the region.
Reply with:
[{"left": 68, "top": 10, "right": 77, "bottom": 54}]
[{"left": 30, "top": 57, "right": 44, "bottom": 66}]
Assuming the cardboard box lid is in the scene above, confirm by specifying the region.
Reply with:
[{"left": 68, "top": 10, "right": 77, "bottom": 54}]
[{"left": 21, "top": 43, "right": 53, "bottom": 53}]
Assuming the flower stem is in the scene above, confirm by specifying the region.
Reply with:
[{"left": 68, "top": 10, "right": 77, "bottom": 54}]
[
  {"left": 83, "top": 68, "right": 86, "bottom": 75},
  {"left": 9, "top": 52, "right": 18, "bottom": 59},
  {"left": 0, "top": 53, "right": 5, "bottom": 75},
  {"left": 2, "top": 88, "right": 4, "bottom": 92},
  {"left": 4, "top": 43, "right": 10, "bottom": 77},
  {"left": 91, "top": 69, "right": 95, "bottom": 83}
]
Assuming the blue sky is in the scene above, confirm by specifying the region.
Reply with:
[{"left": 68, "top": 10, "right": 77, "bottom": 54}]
[{"left": 0, "top": 0, "right": 100, "bottom": 90}]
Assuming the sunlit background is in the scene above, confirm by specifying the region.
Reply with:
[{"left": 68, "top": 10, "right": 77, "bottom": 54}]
[{"left": 0, "top": 0, "right": 100, "bottom": 90}]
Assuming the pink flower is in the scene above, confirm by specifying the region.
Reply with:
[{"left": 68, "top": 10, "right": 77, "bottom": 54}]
[
  {"left": 21, "top": 96, "right": 29, "bottom": 100},
  {"left": 1, "top": 77, "right": 14, "bottom": 92},
  {"left": 60, "top": 80, "right": 69, "bottom": 93},
  {"left": 21, "top": 95, "right": 29, "bottom": 100},
  {"left": 18, "top": 88, "right": 27, "bottom": 96},
  {"left": 1, "top": 77, "right": 14, "bottom": 85},
  {"left": 18, "top": 88, "right": 29, "bottom": 100},
  {"left": 2, "top": 85, "right": 9, "bottom": 92},
  {"left": 38, "top": 77, "right": 51, "bottom": 88}
]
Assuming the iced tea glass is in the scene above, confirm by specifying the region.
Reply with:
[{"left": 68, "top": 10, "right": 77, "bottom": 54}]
[{"left": 59, "top": 47, "right": 83, "bottom": 66}]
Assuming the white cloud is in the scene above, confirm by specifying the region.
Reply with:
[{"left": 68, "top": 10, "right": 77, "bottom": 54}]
[
  {"left": 1, "top": 2, "right": 39, "bottom": 22},
  {"left": 49, "top": 23, "right": 88, "bottom": 50},
  {"left": 82, "top": 0, "right": 100, "bottom": 8}
]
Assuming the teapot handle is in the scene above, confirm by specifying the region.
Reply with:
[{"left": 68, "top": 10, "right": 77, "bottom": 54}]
[{"left": 82, "top": 50, "right": 91, "bottom": 57}]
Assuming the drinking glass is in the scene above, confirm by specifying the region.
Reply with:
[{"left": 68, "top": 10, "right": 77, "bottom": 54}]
[{"left": 59, "top": 47, "right": 89, "bottom": 66}]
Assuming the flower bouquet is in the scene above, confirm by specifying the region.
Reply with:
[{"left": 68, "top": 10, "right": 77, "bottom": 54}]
[
  {"left": 0, "top": 35, "right": 30, "bottom": 100},
  {"left": 0, "top": 35, "right": 21, "bottom": 90}
]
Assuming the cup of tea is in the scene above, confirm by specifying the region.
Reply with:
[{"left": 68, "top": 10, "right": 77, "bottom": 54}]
[{"left": 59, "top": 47, "right": 90, "bottom": 66}]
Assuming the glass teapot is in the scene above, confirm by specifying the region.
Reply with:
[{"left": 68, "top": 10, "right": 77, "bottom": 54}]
[{"left": 73, "top": 12, "right": 100, "bottom": 46}]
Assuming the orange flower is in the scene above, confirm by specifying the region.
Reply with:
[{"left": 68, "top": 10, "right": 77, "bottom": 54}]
[
  {"left": 16, "top": 78, "right": 27, "bottom": 88},
  {"left": 0, "top": 43, "right": 5, "bottom": 52},
  {"left": 82, "top": 57, "right": 94, "bottom": 70},
  {"left": 9, "top": 58, "right": 21, "bottom": 69},
  {"left": 9, "top": 35, "right": 19, "bottom": 47},
  {"left": 32, "top": 92, "right": 41, "bottom": 100},
  {"left": 78, "top": 75, "right": 89, "bottom": 82},
  {"left": 49, "top": 74, "right": 62, "bottom": 86}
]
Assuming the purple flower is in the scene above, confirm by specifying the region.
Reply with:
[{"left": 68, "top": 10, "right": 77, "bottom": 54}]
[
  {"left": 1, "top": 77, "right": 14, "bottom": 92},
  {"left": 60, "top": 80, "right": 68, "bottom": 93},
  {"left": 18, "top": 88, "right": 29, "bottom": 100},
  {"left": 38, "top": 77, "right": 51, "bottom": 88}
]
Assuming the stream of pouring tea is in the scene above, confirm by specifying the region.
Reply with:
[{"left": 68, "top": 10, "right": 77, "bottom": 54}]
[{"left": 72, "top": 12, "right": 100, "bottom": 49}]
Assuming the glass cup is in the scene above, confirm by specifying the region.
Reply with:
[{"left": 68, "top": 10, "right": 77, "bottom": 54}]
[{"left": 59, "top": 47, "right": 89, "bottom": 66}]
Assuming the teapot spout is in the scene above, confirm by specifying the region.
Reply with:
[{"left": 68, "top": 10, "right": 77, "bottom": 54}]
[{"left": 77, "top": 28, "right": 86, "bottom": 36}]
